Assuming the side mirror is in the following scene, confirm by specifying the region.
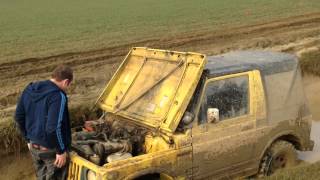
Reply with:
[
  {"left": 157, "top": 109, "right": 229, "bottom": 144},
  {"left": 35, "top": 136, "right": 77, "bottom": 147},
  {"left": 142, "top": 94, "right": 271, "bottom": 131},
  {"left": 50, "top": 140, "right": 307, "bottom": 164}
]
[
  {"left": 207, "top": 108, "right": 219, "bottom": 123},
  {"left": 182, "top": 111, "right": 194, "bottom": 125}
]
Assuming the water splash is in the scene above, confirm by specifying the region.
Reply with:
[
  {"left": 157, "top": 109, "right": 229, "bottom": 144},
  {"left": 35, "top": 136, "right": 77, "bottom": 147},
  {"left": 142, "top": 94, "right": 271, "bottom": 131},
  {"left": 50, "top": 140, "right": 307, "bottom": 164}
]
[{"left": 298, "top": 121, "right": 320, "bottom": 163}]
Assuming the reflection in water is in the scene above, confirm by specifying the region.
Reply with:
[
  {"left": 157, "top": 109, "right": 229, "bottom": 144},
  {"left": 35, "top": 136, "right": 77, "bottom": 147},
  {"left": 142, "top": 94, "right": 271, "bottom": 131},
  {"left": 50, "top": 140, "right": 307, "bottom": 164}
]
[{"left": 298, "top": 121, "right": 320, "bottom": 163}]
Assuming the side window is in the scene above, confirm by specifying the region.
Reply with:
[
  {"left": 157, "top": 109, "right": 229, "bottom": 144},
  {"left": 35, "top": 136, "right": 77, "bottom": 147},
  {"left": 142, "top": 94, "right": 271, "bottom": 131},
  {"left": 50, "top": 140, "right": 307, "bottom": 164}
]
[{"left": 199, "top": 75, "right": 249, "bottom": 123}]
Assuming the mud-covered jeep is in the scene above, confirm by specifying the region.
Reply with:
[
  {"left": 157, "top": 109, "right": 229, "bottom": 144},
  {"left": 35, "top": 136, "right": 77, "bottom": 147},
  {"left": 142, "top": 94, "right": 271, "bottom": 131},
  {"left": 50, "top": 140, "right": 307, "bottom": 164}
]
[{"left": 68, "top": 47, "right": 314, "bottom": 180}]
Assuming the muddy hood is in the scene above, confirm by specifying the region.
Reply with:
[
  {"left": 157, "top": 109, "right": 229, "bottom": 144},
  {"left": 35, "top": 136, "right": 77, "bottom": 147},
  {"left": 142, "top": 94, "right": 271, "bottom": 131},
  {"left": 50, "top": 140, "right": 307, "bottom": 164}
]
[{"left": 96, "top": 47, "right": 206, "bottom": 133}]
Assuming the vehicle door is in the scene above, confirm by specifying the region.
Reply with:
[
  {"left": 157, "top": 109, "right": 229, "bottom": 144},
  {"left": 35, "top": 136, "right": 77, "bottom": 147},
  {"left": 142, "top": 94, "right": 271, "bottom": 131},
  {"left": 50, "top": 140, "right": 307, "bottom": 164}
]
[{"left": 192, "top": 71, "right": 258, "bottom": 179}]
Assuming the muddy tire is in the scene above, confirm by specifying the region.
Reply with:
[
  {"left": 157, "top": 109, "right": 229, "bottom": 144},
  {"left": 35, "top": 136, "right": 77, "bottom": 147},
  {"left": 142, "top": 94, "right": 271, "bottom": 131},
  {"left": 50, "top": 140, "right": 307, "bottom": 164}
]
[
  {"left": 259, "top": 140, "right": 297, "bottom": 176},
  {"left": 134, "top": 174, "right": 160, "bottom": 180}
]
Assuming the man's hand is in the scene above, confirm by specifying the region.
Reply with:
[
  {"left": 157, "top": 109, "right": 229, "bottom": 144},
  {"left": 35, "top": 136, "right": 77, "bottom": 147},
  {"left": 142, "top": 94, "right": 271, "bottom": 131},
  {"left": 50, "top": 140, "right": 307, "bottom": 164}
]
[{"left": 54, "top": 152, "right": 67, "bottom": 168}]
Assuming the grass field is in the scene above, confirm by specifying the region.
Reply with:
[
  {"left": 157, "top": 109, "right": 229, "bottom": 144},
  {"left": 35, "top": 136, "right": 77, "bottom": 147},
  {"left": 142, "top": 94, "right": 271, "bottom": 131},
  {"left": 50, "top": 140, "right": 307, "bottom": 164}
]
[
  {"left": 1, "top": 1, "right": 320, "bottom": 179},
  {"left": 1, "top": 0, "right": 320, "bottom": 62}
]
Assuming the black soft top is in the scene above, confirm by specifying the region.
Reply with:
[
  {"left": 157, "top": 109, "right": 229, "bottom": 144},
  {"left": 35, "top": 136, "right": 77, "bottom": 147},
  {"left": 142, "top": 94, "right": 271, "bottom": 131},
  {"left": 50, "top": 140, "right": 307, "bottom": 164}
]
[{"left": 205, "top": 51, "right": 297, "bottom": 77}]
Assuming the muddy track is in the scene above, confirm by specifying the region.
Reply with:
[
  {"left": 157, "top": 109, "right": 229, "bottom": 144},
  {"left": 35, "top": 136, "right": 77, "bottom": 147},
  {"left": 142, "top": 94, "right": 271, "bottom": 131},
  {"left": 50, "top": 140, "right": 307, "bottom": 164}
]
[
  {"left": 1, "top": 13, "right": 320, "bottom": 75},
  {"left": 2, "top": 13, "right": 320, "bottom": 68},
  {"left": 159, "top": 13, "right": 320, "bottom": 48},
  {"left": 1, "top": 12, "right": 320, "bottom": 113}
]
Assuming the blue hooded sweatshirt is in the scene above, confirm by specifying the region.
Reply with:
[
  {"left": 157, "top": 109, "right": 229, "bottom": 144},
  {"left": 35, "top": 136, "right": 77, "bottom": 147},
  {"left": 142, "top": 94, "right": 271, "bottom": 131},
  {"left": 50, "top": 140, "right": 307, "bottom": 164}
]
[{"left": 15, "top": 80, "right": 71, "bottom": 154}]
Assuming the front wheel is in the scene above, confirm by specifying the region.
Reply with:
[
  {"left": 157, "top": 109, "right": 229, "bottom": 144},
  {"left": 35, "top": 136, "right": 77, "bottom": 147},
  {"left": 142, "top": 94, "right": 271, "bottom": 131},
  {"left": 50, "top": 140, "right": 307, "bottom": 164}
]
[
  {"left": 259, "top": 140, "right": 297, "bottom": 176},
  {"left": 134, "top": 174, "right": 160, "bottom": 180}
]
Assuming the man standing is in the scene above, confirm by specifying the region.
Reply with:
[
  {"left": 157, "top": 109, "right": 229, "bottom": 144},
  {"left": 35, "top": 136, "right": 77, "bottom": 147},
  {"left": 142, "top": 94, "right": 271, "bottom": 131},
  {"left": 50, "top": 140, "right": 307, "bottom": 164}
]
[{"left": 15, "top": 65, "right": 73, "bottom": 180}]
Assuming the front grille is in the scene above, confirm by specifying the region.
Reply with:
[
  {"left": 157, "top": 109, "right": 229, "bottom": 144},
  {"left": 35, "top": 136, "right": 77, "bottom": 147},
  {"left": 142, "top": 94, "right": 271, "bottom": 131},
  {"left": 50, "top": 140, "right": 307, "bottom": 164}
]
[{"left": 68, "top": 161, "right": 82, "bottom": 180}]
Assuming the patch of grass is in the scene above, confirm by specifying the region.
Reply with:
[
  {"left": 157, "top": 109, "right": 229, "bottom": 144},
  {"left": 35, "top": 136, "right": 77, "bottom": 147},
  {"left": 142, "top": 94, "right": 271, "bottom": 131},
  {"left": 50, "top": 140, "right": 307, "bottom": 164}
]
[
  {"left": 0, "top": 0, "right": 320, "bottom": 62},
  {"left": 265, "top": 162, "right": 320, "bottom": 179},
  {"left": 68, "top": 104, "right": 102, "bottom": 128},
  {"left": 300, "top": 50, "right": 320, "bottom": 76},
  {"left": 0, "top": 117, "right": 24, "bottom": 155}
]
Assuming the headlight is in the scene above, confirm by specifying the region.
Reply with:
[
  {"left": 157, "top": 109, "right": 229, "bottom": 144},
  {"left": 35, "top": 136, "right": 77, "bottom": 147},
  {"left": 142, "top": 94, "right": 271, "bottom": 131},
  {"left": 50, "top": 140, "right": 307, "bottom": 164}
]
[{"left": 87, "top": 170, "right": 97, "bottom": 180}]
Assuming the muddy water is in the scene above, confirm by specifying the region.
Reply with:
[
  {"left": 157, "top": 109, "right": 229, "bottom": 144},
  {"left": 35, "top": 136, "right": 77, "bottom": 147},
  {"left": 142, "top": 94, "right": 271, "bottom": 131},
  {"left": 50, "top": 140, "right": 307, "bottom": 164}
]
[
  {"left": 298, "top": 74, "right": 320, "bottom": 162},
  {"left": 298, "top": 121, "right": 320, "bottom": 163},
  {"left": 303, "top": 74, "right": 320, "bottom": 121}
]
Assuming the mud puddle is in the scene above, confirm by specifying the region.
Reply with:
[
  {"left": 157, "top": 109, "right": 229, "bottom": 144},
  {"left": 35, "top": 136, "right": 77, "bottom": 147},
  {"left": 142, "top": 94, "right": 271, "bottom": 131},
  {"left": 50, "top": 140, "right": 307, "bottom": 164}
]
[{"left": 0, "top": 152, "right": 35, "bottom": 180}]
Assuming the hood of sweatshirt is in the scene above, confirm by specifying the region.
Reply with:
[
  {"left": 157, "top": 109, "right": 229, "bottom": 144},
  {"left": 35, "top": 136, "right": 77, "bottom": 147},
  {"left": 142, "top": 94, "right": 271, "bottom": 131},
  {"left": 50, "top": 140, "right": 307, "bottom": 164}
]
[{"left": 25, "top": 80, "right": 62, "bottom": 102}]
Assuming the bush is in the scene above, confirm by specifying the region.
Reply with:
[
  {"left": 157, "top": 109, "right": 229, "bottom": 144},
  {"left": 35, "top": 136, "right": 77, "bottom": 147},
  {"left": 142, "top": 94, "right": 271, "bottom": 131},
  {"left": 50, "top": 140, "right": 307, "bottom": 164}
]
[{"left": 300, "top": 51, "right": 320, "bottom": 76}]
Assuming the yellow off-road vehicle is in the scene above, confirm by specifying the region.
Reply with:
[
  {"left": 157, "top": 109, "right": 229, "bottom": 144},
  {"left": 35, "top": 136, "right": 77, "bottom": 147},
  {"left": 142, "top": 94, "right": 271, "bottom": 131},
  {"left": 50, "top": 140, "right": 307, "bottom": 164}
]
[{"left": 68, "top": 47, "right": 314, "bottom": 180}]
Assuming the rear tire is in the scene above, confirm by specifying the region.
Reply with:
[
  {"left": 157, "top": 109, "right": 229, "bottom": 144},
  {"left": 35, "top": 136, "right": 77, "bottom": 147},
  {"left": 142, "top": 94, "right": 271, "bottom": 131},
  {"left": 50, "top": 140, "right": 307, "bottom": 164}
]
[{"left": 259, "top": 140, "right": 297, "bottom": 176}]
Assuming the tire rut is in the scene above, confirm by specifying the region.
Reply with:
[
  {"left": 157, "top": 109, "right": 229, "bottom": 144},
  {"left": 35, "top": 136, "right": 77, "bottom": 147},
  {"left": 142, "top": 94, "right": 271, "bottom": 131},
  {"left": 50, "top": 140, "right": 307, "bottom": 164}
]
[
  {"left": 1, "top": 12, "right": 320, "bottom": 111},
  {"left": 1, "top": 12, "right": 320, "bottom": 71}
]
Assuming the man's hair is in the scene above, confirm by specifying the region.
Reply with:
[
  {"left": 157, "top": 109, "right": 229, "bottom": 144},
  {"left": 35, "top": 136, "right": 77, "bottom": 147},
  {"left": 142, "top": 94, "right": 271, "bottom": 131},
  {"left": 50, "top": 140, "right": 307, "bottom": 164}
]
[{"left": 51, "top": 65, "right": 73, "bottom": 82}]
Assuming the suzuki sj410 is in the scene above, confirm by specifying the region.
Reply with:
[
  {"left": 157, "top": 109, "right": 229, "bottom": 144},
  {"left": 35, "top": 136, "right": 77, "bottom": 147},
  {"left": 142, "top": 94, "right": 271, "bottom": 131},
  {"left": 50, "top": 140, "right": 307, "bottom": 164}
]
[{"left": 68, "top": 47, "right": 314, "bottom": 180}]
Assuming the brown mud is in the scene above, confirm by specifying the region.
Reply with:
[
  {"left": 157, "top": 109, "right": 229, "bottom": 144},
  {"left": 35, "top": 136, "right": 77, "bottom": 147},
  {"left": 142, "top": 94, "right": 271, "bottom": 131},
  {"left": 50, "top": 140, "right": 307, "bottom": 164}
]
[
  {"left": 0, "top": 152, "right": 35, "bottom": 180},
  {"left": 0, "top": 12, "right": 320, "bottom": 179}
]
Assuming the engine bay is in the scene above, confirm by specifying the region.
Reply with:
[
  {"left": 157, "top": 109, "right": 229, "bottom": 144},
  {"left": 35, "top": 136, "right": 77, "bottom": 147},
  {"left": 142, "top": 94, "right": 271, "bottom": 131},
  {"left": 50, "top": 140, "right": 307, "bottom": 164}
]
[{"left": 71, "top": 116, "right": 148, "bottom": 166}]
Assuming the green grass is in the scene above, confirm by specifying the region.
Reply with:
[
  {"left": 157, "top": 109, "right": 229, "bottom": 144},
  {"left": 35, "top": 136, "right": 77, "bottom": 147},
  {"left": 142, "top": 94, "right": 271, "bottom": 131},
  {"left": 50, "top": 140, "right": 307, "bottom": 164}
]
[
  {"left": 300, "top": 50, "right": 320, "bottom": 76},
  {"left": 0, "top": 0, "right": 320, "bottom": 62},
  {"left": 265, "top": 162, "right": 320, "bottom": 180}
]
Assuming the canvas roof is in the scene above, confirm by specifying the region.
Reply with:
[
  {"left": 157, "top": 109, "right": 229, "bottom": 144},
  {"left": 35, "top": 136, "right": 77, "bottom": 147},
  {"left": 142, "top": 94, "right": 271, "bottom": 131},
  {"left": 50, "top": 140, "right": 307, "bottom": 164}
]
[{"left": 205, "top": 51, "right": 297, "bottom": 77}]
